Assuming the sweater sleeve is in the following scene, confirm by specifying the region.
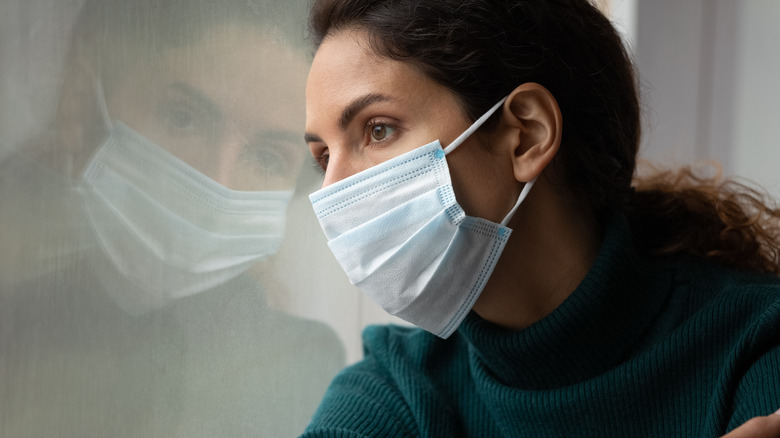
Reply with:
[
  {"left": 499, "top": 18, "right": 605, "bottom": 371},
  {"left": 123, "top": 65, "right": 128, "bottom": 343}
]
[
  {"left": 725, "top": 343, "right": 780, "bottom": 430},
  {"left": 725, "top": 299, "right": 780, "bottom": 431},
  {"left": 300, "top": 346, "right": 420, "bottom": 438}
]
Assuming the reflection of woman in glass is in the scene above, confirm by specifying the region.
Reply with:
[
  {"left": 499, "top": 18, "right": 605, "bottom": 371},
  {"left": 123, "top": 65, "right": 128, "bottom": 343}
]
[
  {"left": 0, "top": 0, "right": 342, "bottom": 436},
  {"left": 301, "top": 0, "right": 780, "bottom": 436},
  {"left": 23, "top": 0, "right": 312, "bottom": 310}
]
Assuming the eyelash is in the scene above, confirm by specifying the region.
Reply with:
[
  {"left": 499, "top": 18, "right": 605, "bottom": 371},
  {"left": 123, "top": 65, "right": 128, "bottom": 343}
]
[
  {"left": 311, "top": 149, "right": 328, "bottom": 175},
  {"left": 312, "top": 157, "right": 326, "bottom": 175}
]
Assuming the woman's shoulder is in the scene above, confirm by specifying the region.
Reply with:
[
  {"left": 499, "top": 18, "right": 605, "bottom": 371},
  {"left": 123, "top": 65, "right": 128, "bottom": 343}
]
[
  {"left": 362, "top": 323, "right": 443, "bottom": 354},
  {"left": 672, "top": 255, "right": 780, "bottom": 304},
  {"left": 302, "top": 324, "right": 469, "bottom": 438},
  {"left": 358, "top": 323, "right": 474, "bottom": 376},
  {"left": 659, "top": 255, "right": 780, "bottom": 348}
]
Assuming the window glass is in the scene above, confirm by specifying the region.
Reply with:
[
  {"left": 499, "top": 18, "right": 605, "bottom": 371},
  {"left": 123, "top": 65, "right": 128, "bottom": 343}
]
[{"left": 0, "top": 1, "right": 349, "bottom": 436}]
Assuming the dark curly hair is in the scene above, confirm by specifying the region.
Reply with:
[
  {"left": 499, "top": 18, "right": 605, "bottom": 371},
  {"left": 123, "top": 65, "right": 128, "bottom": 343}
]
[{"left": 309, "top": 0, "right": 780, "bottom": 274}]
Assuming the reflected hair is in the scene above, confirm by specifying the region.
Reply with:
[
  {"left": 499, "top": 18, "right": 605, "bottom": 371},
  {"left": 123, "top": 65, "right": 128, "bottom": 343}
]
[
  {"left": 72, "top": 0, "right": 309, "bottom": 81},
  {"left": 309, "top": 0, "right": 780, "bottom": 274}
]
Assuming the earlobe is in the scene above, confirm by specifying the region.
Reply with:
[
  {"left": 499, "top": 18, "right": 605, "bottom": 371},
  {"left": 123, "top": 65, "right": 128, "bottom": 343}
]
[{"left": 498, "top": 83, "right": 562, "bottom": 183}]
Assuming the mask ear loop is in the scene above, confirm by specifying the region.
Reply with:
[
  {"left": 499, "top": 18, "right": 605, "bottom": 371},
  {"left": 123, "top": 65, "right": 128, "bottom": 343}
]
[
  {"left": 500, "top": 177, "right": 535, "bottom": 226},
  {"left": 441, "top": 95, "right": 537, "bottom": 227},
  {"left": 94, "top": 76, "right": 114, "bottom": 131},
  {"left": 443, "top": 97, "right": 507, "bottom": 155}
]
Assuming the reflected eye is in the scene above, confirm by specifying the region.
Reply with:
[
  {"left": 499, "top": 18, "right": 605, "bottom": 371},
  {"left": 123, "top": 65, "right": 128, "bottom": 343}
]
[
  {"left": 158, "top": 100, "right": 216, "bottom": 140},
  {"left": 167, "top": 109, "right": 195, "bottom": 131},
  {"left": 154, "top": 84, "right": 224, "bottom": 153},
  {"left": 244, "top": 145, "right": 289, "bottom": 178}
]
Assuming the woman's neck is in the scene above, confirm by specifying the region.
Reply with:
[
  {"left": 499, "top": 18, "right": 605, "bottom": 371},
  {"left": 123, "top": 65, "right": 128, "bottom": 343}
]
[{"left": 472, "top": 178, "right": 601, "bottom": 330}]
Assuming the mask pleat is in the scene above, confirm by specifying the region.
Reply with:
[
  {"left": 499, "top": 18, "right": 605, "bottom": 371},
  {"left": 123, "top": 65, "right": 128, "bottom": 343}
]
[{"left": 78, "top": 122, "right": 291, "bottom": 305}]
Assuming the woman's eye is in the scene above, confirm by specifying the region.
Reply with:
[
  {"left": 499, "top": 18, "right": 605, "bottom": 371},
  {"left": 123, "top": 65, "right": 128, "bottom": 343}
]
[{"left": 367, "top": 122, "right": 395, "bottom": 144}]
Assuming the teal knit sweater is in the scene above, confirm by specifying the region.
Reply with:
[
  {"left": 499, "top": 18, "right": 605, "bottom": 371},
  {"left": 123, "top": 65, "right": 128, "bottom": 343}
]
[{"left": 301, "top": 216, "right": 780, "bottom": 437}]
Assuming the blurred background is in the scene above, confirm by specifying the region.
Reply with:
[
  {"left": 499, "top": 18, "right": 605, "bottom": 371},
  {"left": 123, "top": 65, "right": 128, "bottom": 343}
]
[{"left": 0, "top": 0, "right": 778, "bottom": 436}]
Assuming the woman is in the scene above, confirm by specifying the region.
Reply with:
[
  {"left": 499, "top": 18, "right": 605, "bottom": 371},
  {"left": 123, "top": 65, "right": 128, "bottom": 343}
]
[{"left": 301, "top": 0, "right": 780, "bottom": 436}]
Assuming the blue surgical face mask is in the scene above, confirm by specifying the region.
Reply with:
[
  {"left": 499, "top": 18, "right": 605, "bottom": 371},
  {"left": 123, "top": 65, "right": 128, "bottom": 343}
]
[
  {"left": 77, "top": 80, "right": 293, "bottom": 313},
  {"left": 309, "top": 97, "right": 535, "bottom": 338}
]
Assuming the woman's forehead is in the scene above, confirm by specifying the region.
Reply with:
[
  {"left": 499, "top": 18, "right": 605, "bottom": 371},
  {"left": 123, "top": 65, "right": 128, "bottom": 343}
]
[{"left": 306, "top": 29, "right": 456, "bottom": 121}]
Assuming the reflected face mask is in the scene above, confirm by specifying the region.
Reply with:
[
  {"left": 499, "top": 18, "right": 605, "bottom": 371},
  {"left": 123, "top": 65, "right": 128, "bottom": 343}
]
[
  {"left": 78, "top": 121, "right": 292, "bottom": 311},
  {"left": 309, "top": 98, "right": 535, "bottom": 338}
]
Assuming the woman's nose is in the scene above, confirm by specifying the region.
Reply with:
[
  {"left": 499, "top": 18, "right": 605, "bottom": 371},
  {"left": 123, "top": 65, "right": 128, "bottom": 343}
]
[
  {"left": 212, "top": 127, "right": 248, "bottom": 189},
  {"left": 321, "top": 151, "right": 362, "bottom": 188}
]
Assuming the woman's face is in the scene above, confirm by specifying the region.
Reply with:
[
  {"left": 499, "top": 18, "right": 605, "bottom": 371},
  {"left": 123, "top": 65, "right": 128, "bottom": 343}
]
[
  {"left": 105, "top": 24, "right": 309, "bottom": 191},
  {"left": 305, "top": 29, "right": 518, "bottom": 222}
]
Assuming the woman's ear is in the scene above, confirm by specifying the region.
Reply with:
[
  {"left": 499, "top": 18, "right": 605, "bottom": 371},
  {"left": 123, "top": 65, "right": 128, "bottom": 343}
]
[
  {"left": 49, "top": 55, "right": 113, "bottom": 176},
  {"left": 495, "top": 82, "right": 562, "bottom": 183},
  {"left": 60, "top": 55, "right": 115, "bottom": 145}
]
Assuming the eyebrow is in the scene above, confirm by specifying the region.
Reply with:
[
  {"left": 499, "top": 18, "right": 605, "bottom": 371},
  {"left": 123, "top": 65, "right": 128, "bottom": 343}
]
[
  {"left": 168, "top": 81, "right": 222, "bottom": 120},
  {"left": 250, "top": 129, "right": 306, "bottom": 158},
  {"left": 247, "top": 129, "right": 306, "bottom": 160},
  {"left": 339, "top": 93, "right": 392, "bottom": 130},
  {"left": 304, "top": 93, "right": 393, "bottom": 144},
  {"left": 251, "top": 130, "right": 304, "bottom": 147},
  {"left": 303, "top": 132, "right": 321, "bottom": 143}
]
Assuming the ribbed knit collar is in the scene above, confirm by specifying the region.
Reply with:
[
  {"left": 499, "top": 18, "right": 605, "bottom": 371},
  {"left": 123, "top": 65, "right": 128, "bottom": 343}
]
[{"left": 459, "top": 213, "right": 673, "bottom": 390}]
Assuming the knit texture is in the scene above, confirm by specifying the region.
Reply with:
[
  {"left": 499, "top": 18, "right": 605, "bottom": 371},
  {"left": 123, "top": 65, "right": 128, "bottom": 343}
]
[{"left": 301, "top": 215, "right": 780, "bottom": 437}]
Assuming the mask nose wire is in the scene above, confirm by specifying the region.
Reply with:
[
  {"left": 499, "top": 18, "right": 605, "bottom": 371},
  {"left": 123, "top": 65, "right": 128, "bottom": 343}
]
[{"left": 440, "top": 95, "right": 537, "bottom": 227}]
